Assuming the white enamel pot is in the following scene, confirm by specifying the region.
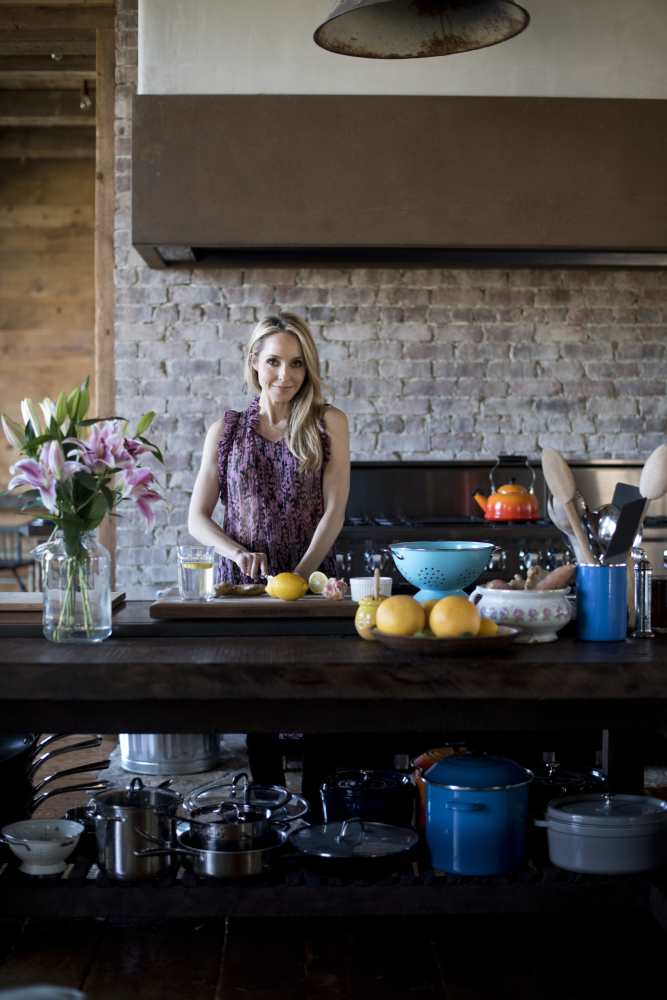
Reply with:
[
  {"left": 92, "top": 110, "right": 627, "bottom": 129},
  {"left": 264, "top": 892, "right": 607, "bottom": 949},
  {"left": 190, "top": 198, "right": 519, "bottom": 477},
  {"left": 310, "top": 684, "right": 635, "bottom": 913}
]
[
  {"left": 534, "top": 793, "right": 667, "bottom": 874},
  {"left": 469, "top": 586, "right": 571, "bottom": 643}
]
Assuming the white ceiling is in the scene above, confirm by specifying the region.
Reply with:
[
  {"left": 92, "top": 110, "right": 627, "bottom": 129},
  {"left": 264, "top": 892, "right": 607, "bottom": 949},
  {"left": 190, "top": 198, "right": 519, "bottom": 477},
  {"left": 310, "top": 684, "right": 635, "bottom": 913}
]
[{"left": 139, "top": 0, "right": 667, "bottom": 98}]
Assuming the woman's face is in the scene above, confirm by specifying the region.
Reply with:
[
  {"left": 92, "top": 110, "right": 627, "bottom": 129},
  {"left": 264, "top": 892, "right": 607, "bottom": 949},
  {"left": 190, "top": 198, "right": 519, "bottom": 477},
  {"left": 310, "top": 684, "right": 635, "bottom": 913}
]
[{"left": 252, "top": 332, "right": 307, "bottom": 404}]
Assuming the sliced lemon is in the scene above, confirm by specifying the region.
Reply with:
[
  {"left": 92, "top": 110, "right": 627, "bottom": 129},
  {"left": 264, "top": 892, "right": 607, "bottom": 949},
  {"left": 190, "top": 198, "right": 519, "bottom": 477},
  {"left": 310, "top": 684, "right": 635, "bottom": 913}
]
[
  {"left": 308, "top": 571, "right": 329, "bottom": 594},
  {"left": 182, "top": 562, "right": 214, "bottom": 569}
]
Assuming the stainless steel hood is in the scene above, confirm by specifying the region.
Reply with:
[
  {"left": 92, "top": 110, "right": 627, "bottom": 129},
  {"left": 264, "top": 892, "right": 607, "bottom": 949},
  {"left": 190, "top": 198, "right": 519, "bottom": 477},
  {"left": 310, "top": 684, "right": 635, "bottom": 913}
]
[{"left": 131, "top": 94, "right": 667, "bottom": 268}]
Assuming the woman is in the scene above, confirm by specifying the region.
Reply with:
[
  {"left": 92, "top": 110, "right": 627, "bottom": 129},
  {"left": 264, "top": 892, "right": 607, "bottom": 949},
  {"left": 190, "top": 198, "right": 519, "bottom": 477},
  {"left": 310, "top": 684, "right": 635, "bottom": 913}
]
[{"left": 189, "top": 312, "right": 350, "bottom": 795}]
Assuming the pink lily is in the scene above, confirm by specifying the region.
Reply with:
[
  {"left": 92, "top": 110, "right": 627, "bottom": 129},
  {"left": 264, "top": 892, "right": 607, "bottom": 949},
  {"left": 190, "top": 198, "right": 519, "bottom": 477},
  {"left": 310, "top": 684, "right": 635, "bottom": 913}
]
[
  {"left": 65, "top": 421, "right": 118, "bottom": 473},
  {"left": 8, "top": 442, "right": 78, "bottom": 512},
  {"left": 118, "top": 466, "right": 162, "bottom": 530}
]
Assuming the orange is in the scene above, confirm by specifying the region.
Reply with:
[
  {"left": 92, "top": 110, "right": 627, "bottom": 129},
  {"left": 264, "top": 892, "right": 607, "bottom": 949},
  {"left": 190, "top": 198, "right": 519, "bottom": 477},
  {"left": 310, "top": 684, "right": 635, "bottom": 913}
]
[
  {"left": 478, "top": 616, "right": 499, "bottom": 637},
  {"left": 420, "top": 599, "right": 439, "bottom": 628},
  {"left": 375, "top": 595, "right": 426, "bottom": 636},
  {"left": 430, "top": 596, "right": 481, "bottom": 639}
]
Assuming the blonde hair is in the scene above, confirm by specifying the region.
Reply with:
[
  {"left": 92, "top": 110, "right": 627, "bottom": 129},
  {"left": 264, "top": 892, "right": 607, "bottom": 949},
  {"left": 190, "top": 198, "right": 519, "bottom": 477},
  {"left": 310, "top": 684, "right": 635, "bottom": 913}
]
[{"left": 243, "top": 312, "right": 334, "bottom": 472}]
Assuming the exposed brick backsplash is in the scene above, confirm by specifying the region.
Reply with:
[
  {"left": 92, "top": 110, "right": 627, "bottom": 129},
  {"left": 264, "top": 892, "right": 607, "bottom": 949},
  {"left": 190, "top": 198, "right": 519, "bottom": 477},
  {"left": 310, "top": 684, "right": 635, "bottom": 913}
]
[{"left": 115, "top": 1, "right": 667, "bottom": 597}]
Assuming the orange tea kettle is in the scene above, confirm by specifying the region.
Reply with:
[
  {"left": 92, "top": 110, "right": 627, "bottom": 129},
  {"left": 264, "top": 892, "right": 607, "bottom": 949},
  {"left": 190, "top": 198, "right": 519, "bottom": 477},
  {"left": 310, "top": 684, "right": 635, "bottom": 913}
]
[{"left": 473, "top": 455, "right": 539, "bottom": 522}]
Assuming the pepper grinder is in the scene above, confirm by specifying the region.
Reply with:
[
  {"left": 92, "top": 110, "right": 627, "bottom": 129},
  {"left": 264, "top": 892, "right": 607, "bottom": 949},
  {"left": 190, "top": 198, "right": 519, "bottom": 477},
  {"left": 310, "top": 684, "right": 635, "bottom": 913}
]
[{"left": 632, "top": 548, "right": 654, "bottom": 639}]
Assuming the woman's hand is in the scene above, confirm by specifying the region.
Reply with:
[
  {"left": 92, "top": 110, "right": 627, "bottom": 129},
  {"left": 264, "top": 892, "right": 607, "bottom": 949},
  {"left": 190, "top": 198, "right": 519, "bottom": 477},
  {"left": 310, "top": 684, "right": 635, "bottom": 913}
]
[{"left": 233, "top": 548, "right": 269, "bottom": 580}]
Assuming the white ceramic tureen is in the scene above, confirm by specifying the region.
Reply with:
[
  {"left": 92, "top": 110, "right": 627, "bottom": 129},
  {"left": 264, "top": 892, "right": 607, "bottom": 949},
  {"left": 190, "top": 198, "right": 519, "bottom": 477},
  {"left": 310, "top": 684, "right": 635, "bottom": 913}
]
[{"left": 469, "top": 586, "right": 572, "bottom": 643}]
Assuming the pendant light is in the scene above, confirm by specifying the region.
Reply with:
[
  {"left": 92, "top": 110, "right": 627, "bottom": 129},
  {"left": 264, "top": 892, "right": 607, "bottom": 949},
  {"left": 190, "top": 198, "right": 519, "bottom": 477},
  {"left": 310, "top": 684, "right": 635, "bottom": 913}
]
[{"left": 314, "top": 0, "right": 530, "bottom": 59}]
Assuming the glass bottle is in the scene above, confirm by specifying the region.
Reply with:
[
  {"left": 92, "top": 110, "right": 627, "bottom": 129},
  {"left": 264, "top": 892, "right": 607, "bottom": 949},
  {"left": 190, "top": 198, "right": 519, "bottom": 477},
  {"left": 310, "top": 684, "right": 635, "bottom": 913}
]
[{"left": 41, "top": 531, "right": 112, "bottom": 643}]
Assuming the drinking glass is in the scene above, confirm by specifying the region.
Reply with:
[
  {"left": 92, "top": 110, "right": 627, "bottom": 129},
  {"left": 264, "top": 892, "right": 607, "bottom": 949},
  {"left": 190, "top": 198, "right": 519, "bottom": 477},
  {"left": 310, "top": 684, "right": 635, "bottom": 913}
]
[{"left": 178, "top": 545, "right": 215, "bottom": 602}]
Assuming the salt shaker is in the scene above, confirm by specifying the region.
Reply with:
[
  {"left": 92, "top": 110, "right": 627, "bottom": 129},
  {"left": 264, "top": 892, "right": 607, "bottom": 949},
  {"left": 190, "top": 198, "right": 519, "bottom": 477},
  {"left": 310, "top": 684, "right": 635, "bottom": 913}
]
[{"left": 632, "top": 548, "right": 654, "bottom": 639}]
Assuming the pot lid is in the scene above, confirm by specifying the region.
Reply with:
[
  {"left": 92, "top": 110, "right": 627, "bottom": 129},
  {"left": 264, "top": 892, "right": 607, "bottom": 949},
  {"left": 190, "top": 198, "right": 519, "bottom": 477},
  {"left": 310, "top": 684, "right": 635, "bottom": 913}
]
[
  {"left": 424, "top": 753, "right": 530, "bottom": 790},
  {"left": 93, "top": 777, "right": 180, "bottom": 810},
  {"left": 189, "top": 803, "right": 271, "bottom": 826},
  {"left": 521, "top": 762, "right": 607, "bottom": 789},
  {"left": 321, "top": 769, "right": 413, "bottom": 798},
  {"left": 186, "top": 774, "right": 290, "bottom": 812},
  {"left": 290, "top": 817, "right": 418, "bottom": 858},
  {"left": 547, "top": 793, "right": 667, "bottom": 827}
]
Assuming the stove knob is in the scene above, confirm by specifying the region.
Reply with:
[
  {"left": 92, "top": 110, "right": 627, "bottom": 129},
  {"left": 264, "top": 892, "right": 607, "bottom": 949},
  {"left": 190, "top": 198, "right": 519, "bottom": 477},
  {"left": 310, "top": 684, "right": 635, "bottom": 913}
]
[
  {"left": 364, "top": 550, "right": 387, "bottom": 574},
  {"left": 488, "top": 549, "right": 506, "bottom": 571},
  {"left": 546, "top": 547, "right": 570, "bottom": 570},
  {"left": 519, "top": 549, "right": 542, "bottom": 571},
  {"left": 663, "top": 547, "right": 667, "bottom": 569}
]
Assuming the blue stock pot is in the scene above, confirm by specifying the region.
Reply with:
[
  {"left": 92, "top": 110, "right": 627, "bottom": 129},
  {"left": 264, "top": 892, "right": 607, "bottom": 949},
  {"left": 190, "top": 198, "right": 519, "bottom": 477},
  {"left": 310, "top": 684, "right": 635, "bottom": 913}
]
[{"left": 424, "top": 753, "right": 532, "bottom": 875}]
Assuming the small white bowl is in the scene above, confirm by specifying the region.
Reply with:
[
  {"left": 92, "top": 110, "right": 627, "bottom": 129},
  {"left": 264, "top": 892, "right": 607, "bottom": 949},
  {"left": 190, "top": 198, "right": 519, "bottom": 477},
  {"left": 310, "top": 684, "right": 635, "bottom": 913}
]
[
  {"left": 349, "top": 577, "right": 393, "bottom": 602},
  {"left": 1, "top": 818, "right": 84, "bottom": 875}
]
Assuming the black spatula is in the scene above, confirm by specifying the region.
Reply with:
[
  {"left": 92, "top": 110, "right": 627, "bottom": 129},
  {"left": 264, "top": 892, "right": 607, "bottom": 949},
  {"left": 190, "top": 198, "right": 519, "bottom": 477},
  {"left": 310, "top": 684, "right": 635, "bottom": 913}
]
[{"left": 602, "top": 498, "right": 646, "bottom": 565}]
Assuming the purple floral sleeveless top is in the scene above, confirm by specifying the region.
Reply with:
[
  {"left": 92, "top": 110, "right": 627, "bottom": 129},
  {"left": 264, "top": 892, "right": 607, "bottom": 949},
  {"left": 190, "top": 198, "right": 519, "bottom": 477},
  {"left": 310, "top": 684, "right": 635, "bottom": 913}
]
[{"left": 216, "top": 396, "right": 338, "bottom": 584}]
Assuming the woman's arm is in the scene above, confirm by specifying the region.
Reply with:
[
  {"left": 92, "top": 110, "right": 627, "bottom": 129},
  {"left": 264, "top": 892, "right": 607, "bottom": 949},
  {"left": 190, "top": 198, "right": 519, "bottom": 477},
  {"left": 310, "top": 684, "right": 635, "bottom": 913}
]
[
  {"left": 188, "top": 419, "right": 269, "bottom": 579},
  {"left": 293, "top": 406, "right": 350, "bottom": 581}
]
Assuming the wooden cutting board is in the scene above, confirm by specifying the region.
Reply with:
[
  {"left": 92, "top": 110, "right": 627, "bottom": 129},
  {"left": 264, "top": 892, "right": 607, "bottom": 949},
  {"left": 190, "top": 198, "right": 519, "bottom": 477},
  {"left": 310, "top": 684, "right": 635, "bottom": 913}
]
[
  {"left": 150, "top": 587, "right": 358, "bottom": 619},
  {"left": 0, "top": 592, "right": 126, "bottom": 612}
]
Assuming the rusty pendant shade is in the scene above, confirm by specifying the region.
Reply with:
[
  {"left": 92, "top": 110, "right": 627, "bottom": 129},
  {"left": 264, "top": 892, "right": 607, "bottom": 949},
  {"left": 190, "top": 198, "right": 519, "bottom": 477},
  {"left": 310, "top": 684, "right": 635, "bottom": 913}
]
[{"left": 314, "top": 0, "right": 530, "bottom": 59}]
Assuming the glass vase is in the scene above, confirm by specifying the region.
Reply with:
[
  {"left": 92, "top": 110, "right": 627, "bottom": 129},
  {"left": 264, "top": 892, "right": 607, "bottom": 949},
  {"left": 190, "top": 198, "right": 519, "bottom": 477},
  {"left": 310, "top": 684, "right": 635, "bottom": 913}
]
[{"left": 42, "top": 531, "right": 112, "bottom": 643}]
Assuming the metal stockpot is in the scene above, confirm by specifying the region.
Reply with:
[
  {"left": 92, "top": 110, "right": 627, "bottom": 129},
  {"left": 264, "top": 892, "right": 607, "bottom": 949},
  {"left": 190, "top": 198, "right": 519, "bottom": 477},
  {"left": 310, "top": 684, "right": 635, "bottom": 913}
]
[
  {"left": 188, "top": 803, "right": 273, "bottom": 851},
  {"left": 92, "top": 777, "right": 182, "bottom": 880},
  {"left": 119, "top": 734, "right": 220, "bottom": 775}
]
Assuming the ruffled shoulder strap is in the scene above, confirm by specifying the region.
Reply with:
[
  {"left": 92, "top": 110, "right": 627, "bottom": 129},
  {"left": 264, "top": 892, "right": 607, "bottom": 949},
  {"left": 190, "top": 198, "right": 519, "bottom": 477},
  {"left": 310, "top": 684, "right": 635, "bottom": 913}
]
[
  {"left": 319, "top": 403, "right": 332, "bottom": 470},
  {"left": 217, "top": 410, "right": 241, "bottom": 505}
]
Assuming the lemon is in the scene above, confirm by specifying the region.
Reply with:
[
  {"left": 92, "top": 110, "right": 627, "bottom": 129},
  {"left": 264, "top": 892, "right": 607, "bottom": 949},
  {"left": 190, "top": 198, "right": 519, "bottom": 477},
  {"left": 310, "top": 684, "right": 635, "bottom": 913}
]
[
  {"left": 308, "top": 571, "right": 329, "bottom": 595},
  {"left": 267, "top": 572, "right": 309, "bottom": 601},
  {"left": 182, "top": 562, "right": 214, "bottom": 569},
  {"left": 430, "top": 596, "right": 481, "bottom": 639},
  {"left": 420, "top": 599, "right": 439, "bottom": 629},
  {"left": 375, "top": 595, "right": 426, "bottom": 636},
  {"left": 478, "top": 616, "right": 499, "bottom": 636}
]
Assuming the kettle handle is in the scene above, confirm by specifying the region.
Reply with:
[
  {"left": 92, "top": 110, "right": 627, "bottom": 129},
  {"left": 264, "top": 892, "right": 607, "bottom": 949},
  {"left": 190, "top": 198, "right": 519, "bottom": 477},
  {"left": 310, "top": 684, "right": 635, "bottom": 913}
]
[
  {"left": 489, "top": 455, "right": 536, "bottom": 494},
  {"left": 444, "top": 801, "right": 483, "bottom": 812}
]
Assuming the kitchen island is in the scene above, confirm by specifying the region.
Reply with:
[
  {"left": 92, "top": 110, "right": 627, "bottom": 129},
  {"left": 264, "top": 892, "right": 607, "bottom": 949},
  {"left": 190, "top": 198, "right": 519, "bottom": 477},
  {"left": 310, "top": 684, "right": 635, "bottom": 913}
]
[{"left": 1, "top": 612, "right": 667, "bottom": 926}]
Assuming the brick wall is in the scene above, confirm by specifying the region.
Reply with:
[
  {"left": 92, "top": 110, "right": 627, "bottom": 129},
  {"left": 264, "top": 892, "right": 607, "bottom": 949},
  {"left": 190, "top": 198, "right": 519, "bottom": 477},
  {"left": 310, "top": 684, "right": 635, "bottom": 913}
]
[{"left": 115, "top": 1, "right": 667, "bottom": 598}]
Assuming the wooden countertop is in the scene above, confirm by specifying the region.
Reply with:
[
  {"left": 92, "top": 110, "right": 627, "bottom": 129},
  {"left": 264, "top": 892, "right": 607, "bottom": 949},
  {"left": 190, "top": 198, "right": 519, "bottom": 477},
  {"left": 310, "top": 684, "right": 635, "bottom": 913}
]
[{"left": 1, "top": 625, "right": 667, "bottom": 733}]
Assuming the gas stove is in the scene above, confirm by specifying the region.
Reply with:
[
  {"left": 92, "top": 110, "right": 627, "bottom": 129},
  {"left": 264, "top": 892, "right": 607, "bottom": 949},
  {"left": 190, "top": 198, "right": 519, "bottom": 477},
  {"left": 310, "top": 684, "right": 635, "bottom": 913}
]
[{"left": 334, "top": 460, "right": 667, "bottom": 588}]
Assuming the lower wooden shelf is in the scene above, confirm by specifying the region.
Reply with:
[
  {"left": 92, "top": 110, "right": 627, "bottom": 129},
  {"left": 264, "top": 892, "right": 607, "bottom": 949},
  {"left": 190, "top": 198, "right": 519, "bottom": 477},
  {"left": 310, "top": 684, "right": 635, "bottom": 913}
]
[{"left": 2, "top": 844, "right": 666, "bottom": 923}]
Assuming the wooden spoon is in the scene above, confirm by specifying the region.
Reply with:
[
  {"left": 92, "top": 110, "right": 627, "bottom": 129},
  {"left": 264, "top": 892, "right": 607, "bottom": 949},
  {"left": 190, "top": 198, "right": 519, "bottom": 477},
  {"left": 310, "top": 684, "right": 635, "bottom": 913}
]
[
  {"left": 541, "top": 448, "right": 598, "bottom": 564},
  {"left": 547, "top": 497, "right": 588, "bottom": 565},
  {"left": 374, "top": 567, "right": 380, "bottom": 601},
  {"left": 639, "top": 443, "right": 667, "bottom": 514}
]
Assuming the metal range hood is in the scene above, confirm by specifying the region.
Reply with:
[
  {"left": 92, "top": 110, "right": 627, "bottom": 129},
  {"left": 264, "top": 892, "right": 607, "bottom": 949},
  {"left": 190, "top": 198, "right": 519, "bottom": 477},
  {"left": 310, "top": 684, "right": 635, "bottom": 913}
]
[{"left": 131, "top": 94, "right": 667, "bottom": 269}]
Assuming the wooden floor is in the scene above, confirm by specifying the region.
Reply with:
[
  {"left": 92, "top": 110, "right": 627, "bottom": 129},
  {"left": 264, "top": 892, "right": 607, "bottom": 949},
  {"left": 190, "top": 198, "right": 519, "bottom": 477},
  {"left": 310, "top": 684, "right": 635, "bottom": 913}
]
[{"left": 0, "top": 912, "right": 663, "bottom": 999}]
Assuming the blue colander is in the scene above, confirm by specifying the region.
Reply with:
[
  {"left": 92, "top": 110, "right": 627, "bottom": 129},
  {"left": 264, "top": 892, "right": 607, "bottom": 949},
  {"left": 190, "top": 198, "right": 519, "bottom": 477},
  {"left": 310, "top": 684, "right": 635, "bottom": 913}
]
[{"left": 389, "top": 541, "right": 497, "bottom": 603}]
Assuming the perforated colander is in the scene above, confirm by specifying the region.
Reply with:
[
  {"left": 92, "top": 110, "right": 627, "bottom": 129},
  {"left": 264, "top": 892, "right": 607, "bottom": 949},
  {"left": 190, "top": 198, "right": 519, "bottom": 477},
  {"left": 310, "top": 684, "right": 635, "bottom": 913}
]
[{"left": 389, "top": 541, "right": 496, "bottom": 602}]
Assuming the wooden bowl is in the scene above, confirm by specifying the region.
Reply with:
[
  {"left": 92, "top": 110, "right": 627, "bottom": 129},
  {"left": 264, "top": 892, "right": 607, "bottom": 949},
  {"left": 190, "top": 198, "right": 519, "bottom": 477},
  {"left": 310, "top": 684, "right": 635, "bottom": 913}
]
[{"left": 370, "top": 625, "right": 521, "bottom": 655}]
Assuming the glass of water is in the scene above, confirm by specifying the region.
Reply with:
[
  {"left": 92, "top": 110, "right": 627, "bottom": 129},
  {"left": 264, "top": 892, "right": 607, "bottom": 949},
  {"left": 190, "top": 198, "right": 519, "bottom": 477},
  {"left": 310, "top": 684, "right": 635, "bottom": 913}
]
[{"left": 178, "top": 545, "right": 215, "bottom": 602}]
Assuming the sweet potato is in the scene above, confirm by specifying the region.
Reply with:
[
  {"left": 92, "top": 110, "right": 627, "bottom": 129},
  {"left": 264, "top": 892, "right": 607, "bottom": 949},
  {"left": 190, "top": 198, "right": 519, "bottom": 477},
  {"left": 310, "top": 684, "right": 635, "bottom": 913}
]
[{"left": 535, "top": 565, "right": 577, "bottom": 591}]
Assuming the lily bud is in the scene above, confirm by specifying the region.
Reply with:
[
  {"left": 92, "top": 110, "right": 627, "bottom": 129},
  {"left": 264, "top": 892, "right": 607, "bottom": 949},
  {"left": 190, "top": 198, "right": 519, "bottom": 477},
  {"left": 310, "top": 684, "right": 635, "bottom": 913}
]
[
  {"left": 55, "top": 391, "right": 68, "bottom": 427},
  {"left": 67, "top": 387, "right": 80, "bottom": 421},
  {"left": 77, "top": 387, "right": 90, "bottom": 421},
  {"left": 135, "top": 411, "right": 155, "bottom": 437},
  {"left": 1, "top": 414, "right": 26, "bottom": 450},
  {"left": 20, "top": 399, "right": 41, "bottom": 436},
  {"left": 39, "top": 398, "right": 57, "bottom": 428}
]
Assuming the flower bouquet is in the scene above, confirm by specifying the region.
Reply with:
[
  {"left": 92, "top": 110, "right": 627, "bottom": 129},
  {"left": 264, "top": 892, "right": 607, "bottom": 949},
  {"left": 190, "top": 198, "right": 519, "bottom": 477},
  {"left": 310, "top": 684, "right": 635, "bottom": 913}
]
[{"left": 2, "top": 377, "right": 164, "bottom": 642}]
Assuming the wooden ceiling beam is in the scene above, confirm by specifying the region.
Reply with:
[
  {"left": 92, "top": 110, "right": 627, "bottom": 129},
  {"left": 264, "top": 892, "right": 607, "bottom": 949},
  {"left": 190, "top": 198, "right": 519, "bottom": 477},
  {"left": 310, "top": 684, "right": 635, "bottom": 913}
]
[
  {"left": 0, "top": 88, "right": 96, "bottom": 124},
  {"left": 0, "top": 31, "right": 96, "bottom": 54},
  {"left": 0, "top": 7, "right": 114, "bottom": 28},
  {"left": 0, "top": 126, "right": 96, "bottom": 156}
]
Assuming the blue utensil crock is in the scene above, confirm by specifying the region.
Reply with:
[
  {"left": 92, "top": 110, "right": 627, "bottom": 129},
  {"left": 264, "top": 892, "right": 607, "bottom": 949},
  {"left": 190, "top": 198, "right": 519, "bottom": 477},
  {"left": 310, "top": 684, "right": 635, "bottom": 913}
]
[
  {"left": 576, "top": 564, "right": 627, "bottom": 642},
  {"left": 424, "top": 753, "right": 531, "bottom": 876}
]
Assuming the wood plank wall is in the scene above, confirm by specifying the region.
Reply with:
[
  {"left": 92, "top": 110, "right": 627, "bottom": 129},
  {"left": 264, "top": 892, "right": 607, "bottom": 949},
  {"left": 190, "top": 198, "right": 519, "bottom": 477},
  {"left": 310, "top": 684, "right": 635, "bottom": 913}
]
[{"left": 0, "top": 157, "right": 95, "bottom": 490}]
